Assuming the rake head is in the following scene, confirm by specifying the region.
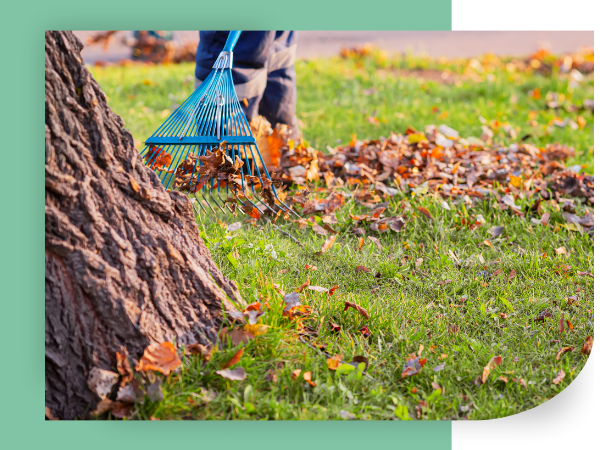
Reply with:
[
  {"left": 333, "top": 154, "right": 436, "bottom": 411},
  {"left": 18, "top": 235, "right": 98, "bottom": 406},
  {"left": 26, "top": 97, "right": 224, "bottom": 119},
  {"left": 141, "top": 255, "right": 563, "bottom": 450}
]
[{"left": 140, "top": 31, "right": 298, "bottom": 223}]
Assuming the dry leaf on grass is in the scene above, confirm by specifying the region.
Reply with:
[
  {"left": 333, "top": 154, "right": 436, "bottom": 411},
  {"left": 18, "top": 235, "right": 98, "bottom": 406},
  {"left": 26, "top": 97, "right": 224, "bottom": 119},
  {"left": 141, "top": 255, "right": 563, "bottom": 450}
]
[
  {"left": 327, "top": 354, "right": 343, "bottom": 370},
  {"left": 297, "top": 275, "right": 310, "bottom": 293},
  {"left": 219, "top": 328, "right": 255, "bottom": 346},
  {"left": 482, "top": 356, "right": 502, "bottom": 384},
  {"left": 315, "top": 234, "right": 337, "bottom": 255},
  {"left": 417, "top": 207, "right": 433, "bottom": 220},
  {"left": 555, "top": 246, "right": 567, "bottom": 255},
  {"left": 556, "top": 347, "right": 573, "bottom": 360},
  {"left": 91, "top": 398, "right": 114, "bottom": 417},
  {"left": 244, "top": 323, "right": 269, "bottom": 336},
  {"left": 355, "top": 265, "right": 370, "bottom": 273},
  {"left": 328, "top": 285, "right": 339, "bottom": 296},
  {"left": 303, "top": 371, "right": 317, "bottom": 387},
  {"left": 541, "top": 212, "right": 550, "bottom": 226},
  {"left": 135, "top": 342, "right": 181, "bottom": 375},
  {"left": 358, "top": 237, "right": 364, "bottom": 251},
  {"left": 307, "top": 286, "right": 329, "bottom": 293},
  {"left": 553, "top": 369, "right": 566, "bottom": 385},
  {"left": 304, "top": 264, "right": 317, "bottom": 271},
  {"left": 344, "top": 301, "right": 370, "bottom": 319},
  {"left": 581, "top": 336, "right": 593, "bottom": 355},
  {"left": 111, "top": 401, "right": 133, "bottom": 419},
  {"left": 559, "top": 313, "right": 565, "bottom": 334},
  {"left": 330, "top": 322, "right": 341, "bottom": 332},
  {"left": 577, "top": 271, "right": 594, "bottom": 278},
  {"left": 216, "top": 367, "right": 247, "bottom": 381},
  {"left": 508, "top": 269, "right": 516, "bottom": 282},
  {"left": 223, "top": 348, "right": 244, "bottom": 369}
]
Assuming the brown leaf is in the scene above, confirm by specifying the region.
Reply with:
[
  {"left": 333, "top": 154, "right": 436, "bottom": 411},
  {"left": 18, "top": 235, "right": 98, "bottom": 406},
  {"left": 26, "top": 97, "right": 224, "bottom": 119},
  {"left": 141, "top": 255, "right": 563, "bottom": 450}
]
[
  {"left": 577, "top": 271, "right": 594, "bottom": 278},
  {"left": 358, "top": 237, "right": 364, "bottom": 251},
  {"left": 559, "top": 313, "right": 565, "bottom": 334},
  {"left": 329, "top": 322, "right": 341, "bottom": 332},
  {"left": 304, "top": 264, "right": 317, "bottom": 271},
  {"left": 352, "top": 355, "right": 369, "bottom": 370},
  {"left": 555, "top": 246, "right": 567, "bottom": 255},
  {"left": 499, "top": 312, "right": 508, "bottom": 319},
  {"left": 328, "top": 285, "right": 339, "bottom": 296},
  {"left": 492, "top": 268, "right": 502, "bottom": 277},
  {"left": 297, "top": 275, "right": 310, "bottom": 293},
  {"left": 90, "top": 399, "right": 114, "bottom": 417},
  {"left": 223, "top": 348, "right": 244, "bottom": 369},
  {"left": 111, "top": 401, "right": 133, "bottom": 419},
  {"left": 186, "top": 343, "right": 213, "bottom": 361},
  {"left": 312, "top": 222, "right": 329, "bottom": 236},
  {"left": 344, "top": 301, "right": 370, "bottom": 319},
  {"left": 566, "top": 319, "right": 574, "bottom": 330},
  {"left": 508, "top": 269, "right": 516, "bottom": 282},
  {"left": 417, "top": 207, "right": 433, "bottom": 220},
  {"left": 45, "top": 406, "right": 59, "bottom": 420},
  {"left": 497, "top": 376, "right": 509, "bottom": 383},
  {"left": 292, "top": 369, "right": 302, "bottom": 380},
  {"left": 219, "top": 328, "right": 255, "bottom": 346},
  {"left": 87, "top": 367, "right": 119, "bottom": 399},
  {"left": 135, "top": 342, "right": 181, "bottom": 376},
  {"left": 315, "top": 234, "right": 337, "bottom": 255},
  {"left": 431, "top": 382, "right": 443, "bottom": 393},
  {"left": 518, "top": 378, "right": 528, "bottom": 389},
  {"left": 417, "top": 344, "right": 425, "bottom": 357},
  {"left": 581, "top": 336, "right": 593, "bottom": 355},
  {"left": 216, "top": 367, "right": 247, "bottom": 381},
  {"left": 371, "top": 206, "right": 386, "bottom": 219},
  {"left": 355, "top": 265, "right": 370, "bottom": 273},
  {"left": 541, "top": 212, "right": 550, "bottom": 226},
  {"left": 556, "top": 346, "right": 573, "bottom": 360},
  {"left": 116, "top": 351, "right": 134, "bottom": 386},
  {"left": 483, "top": 240, "right": 493, "bottom": 248},
  {"left": 552, "top": 369, "right": 566, "bottom": 385}
]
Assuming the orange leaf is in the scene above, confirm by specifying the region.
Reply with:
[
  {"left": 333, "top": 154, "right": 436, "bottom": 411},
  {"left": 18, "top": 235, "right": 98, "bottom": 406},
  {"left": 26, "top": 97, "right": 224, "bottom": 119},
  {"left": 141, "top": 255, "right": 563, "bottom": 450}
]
[
  {"left": 358, "top": 237, "right": 364, "bottom": 251},
  {"left": 116, "top": 352, "right": 134, "bottom": 386},
  {"left": 566, "top": 319, "right": 573, "bottom": 330},
  {"left": 135, "top": 342, "right": 181, "bottom": 375},
  {"left": 327, "top": 354, "right": 343, "bottom": 370},
  {"left": 417, "top": 207, "right": 433, "bottom": 220},
  {"left": 481, "top": 355, "right": 502, "bottom": 384},
  {"left": 244, "top": 302, "right": 261, "bottom": 312},
  {"left": 303, "top": 371, "right": 316, "bottom": 387},
  {"left": 223, "top": 348, "right": 243, "bottom": 369},
  {"left": 581, "top": 336, "right": 593, "bottom": 355},
  {"left": 355, "top": 265, "right": 370, "bottom": 273},
  {"left": 292, "top": 369, "right": 302, "bottom": 380},
  {"left": 297, "top": 275, "right": 310, "bottom": 293},
  {"left": 315, "top": 234, "right": 337, "bottom": 255},
  {"left": 328, "top": 285, "right": 339, "bottom": 296},
  {"left": 483, "top": 240, "right": 493, "bottom": 248},
  {"left": 555, "top": 346, "right": 573, "bottom": 361}
]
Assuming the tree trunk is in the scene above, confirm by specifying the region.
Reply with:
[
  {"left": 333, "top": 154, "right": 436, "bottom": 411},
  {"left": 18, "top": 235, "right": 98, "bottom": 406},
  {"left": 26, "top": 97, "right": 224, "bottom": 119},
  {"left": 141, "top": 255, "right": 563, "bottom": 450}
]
[{"left": 45, "top": 31, "right": 242, "bottom": 420}]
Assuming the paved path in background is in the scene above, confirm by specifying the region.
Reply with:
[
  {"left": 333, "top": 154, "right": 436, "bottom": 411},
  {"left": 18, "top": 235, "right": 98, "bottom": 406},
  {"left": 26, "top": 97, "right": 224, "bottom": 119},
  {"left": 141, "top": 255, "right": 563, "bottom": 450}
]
[{"left": 74, "top": 31, "right": 593, "bottom": 64}]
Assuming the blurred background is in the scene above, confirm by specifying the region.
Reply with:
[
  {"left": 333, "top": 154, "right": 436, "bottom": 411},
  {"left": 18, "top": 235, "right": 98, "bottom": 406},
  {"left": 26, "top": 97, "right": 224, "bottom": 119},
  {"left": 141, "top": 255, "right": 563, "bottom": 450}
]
[{"left": 74, "top": 31, "right": 593, "bottom": 64}]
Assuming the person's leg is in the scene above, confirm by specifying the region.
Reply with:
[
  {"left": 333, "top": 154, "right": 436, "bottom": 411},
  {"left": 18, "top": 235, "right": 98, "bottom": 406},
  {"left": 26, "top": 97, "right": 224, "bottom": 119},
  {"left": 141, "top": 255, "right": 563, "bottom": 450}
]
[
  {"left": 258, "top": 31, "right": 300, "bottom": 139},
  {"left": 195, "top": 31, "right": 276, "bottom": 120}
]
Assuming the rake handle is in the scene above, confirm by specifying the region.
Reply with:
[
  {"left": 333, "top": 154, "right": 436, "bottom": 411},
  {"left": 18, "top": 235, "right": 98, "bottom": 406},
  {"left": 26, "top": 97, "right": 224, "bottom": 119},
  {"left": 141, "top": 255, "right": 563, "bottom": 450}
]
[{"left": 223, "top": 31, "right": 242, "bottom": 52}]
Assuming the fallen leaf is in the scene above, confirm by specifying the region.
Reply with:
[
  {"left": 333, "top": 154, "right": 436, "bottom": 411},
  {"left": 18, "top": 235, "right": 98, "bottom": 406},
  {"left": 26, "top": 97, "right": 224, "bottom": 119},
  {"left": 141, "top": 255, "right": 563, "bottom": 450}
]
[
  {"left": 328, "top": 285, "right": 339, "bottom": 296},
  {"left": 555, "top": 246, "right": 567, "bottom": 255},
  {"left": 344, "top": 301, "right": 370, "bottom": 319},
  {"left": 297, "top": 275, "right": 310, "bottom": 293},
  {"left": 304, "top": 264, "right": 317, "bottom": 271},
  {"left": 227, "top": 310, "right": 245, "bottom": 322},
  {"left": 227, "top": 222, "right": 242, "bottom": 232},
  {"left": 292, "top": 369, "right": 302, "bottom": 380},
  {"left": 135, "top": 342, "right": 181, "bottom": 376},
  {"left": 482, "top": 355, "right": 502, "bottom": 384},
  {"left": 352, "top": 355, "right": 369, "bottom": 370},
  {"left": 417, "top": 207, "right": 433, "bottom": 220},
  {"left": 541, "top": 212, "right": 550, "bottom": 226},
  {"left": 566, "top": 319, "right": 573, "bottom": 330},
  {"left": 508, "top": 269, "right": 516, "bottom": 282},
  {"left": 223, "top": 348, "right": 244, "bottom": 369},
  {"left": 312, "top": 222, "right": 329, "bottom": 236},
  {"left": 553, "top": 369, "right": 566, "bottom": 385},
  {"left": 87, "top": 368, "right": 119, "bottom": 399},
  {"left": 581, "top": 336, "right": 593, "bottom": 355},
  {"left": 402, "top": 355, "right": 422, "bottom": 378},
  {"left": 483, "top": 240, "right": 493, "bottom": 248},
  {"left": 556, "top": 346, "right": 573, "bottom": 360},
  {"left": 417, "top": 344, "right": 425, "bottom": 357},
  {"left": 116, "top": 352, "right": 134, "bottom": 386},
  {"left": 432, "top": 363, "right": 445, "bottom": 373},
  {"left": 358, "top": 237, "right": 365, "bottom": 251},
  {"left": 492, "top": 268, "right": 502, "bottom": 277},
  {"left": 330, "top": 322, "right": 341, "bottom": 332},
  {"left": 534, "top": 309, "right": 552, "bottom": 322},
  {"left": 111, "top": 401, "right": 133, "bottom": 419},
  {"left": 303, "top": 371, "right": 316, "bottom": 387},
  {"left": 216, "top": 367, "right": 247, "bottom": 381},
  {"left": 355, "top": 265, "right": 370, "bottom": 273},
  {"left": 577, "top": 271, "right": 594, "bottom": 278},
  {"left": 518, "top": 378, "right": 528, "bottom": 389},
  {"left": 283, "top": 292, "right": 302, "bottom": 312},
  {"left": 559, "top": 313, "right": 565, "bottom": 333},
  {"left": 244, "top": 323, "right": 269, "bottom": 336},
  {"left": 315, "top": 234, "right": 337, "bottom": 255},
  {"left": 327, "top": 354, "right": 343, "bottom": 370},
  {"left": 116, "top": 380, "right": 143, "bottom": 404},
  {"left": 432, "top": 382, "right": 443, "bottom": 393},
  {"left": 488, "top": 226, "right": 504, "bottom": 238},
  {"left": 359, "top": 326, "right": 372, "bottom": 337},
  {"left": 499, "top": 313, "right": 508, "bottom": 319},
  {"left": 307, "top": 285, "right": 329, "bottom": 293},
  {"left": 45, "top": 406, "right": 59, "bottom": 420},
  {"left": 90, "top": 398, "right": 113, "bottom": 417},
  {"left": 147, "top": 380, "right": 164, "bottom": 402},
  {"left": 497, "top": 376, "right": 508, "bottom": 383}
]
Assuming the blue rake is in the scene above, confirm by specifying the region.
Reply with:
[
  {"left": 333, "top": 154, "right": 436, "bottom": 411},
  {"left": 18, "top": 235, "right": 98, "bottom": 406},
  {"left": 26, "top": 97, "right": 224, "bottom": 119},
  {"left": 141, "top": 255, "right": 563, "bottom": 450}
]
[{"left": 140, "top": 31, "right": 299, "bottom": 224}]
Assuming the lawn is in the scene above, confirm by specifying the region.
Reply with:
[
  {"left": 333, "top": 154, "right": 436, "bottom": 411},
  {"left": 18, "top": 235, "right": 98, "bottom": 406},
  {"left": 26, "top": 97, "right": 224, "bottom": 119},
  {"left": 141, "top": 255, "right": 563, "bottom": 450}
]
[{"left": 89, "top": 47, "right": 594, "bottom": 420}]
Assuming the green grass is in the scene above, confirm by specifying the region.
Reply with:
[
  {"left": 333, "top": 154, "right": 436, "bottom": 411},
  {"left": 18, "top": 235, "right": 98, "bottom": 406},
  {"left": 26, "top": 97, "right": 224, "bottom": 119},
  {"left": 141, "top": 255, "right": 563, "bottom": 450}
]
[{"left": 90, "top": 50, "right": 594, "bottom": 420}]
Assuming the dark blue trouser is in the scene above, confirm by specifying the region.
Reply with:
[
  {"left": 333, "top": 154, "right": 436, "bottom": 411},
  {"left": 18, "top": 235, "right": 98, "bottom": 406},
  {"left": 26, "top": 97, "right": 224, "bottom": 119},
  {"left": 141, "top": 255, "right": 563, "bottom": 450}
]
[{"left": 195, "top": 31, "right": 298, "bottom": 131}]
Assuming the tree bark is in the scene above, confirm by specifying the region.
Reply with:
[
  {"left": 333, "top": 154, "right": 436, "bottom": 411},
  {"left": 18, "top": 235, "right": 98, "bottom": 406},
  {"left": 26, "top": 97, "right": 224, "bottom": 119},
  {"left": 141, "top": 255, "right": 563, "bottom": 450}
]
[{"left": 45, "top": 31, "right": 242, "bottom": 420}]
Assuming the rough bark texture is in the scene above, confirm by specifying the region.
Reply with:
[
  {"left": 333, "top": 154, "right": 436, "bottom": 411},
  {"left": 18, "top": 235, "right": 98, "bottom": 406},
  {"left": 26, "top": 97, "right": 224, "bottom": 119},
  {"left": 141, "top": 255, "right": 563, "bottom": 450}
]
[{"left": 45, "top": 31, "right": 242, "bottom": 420}]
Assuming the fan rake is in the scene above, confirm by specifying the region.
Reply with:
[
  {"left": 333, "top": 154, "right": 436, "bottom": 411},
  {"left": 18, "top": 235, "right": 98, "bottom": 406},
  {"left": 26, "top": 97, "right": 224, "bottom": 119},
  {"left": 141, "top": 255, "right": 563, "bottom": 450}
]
[{"left": 140, "top": 31, "right": 299, "bottom": 230}]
